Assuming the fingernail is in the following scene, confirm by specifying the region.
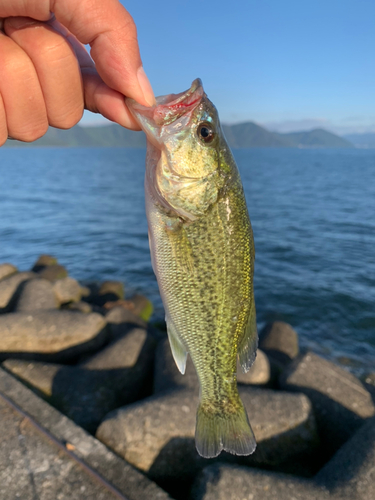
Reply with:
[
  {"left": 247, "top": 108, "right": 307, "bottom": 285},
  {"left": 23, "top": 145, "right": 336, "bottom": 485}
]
[
  {"left": 137, "top": 66, "right": 156, "bottom": 107},
  {"left": 6, "top": 17, "right": 39, "bottom": 29}
]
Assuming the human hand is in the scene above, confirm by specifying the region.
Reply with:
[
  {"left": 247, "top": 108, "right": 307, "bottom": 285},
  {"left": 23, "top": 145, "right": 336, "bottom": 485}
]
[{"left": 0, "top": 0, "right": 155, "bottom": 145}]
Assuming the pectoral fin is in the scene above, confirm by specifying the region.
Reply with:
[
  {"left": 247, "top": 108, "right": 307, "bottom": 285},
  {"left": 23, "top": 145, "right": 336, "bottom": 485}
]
[
  {"left": 166, "top": 315, "right": 188, "bottom": 374},
  {"left": 238, "top": 299, "right": 258, "bottom": 373}
]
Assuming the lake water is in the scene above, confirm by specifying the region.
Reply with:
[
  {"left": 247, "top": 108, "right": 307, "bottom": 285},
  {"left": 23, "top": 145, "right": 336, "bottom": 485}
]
[{"left": 0, "top": 147, "right": 374, "bottom": 377}]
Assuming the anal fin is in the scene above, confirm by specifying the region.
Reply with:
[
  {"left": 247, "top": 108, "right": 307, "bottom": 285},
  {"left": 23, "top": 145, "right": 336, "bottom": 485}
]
[{"left": 166, "top": 315, "right": 187, "bottom": 374}]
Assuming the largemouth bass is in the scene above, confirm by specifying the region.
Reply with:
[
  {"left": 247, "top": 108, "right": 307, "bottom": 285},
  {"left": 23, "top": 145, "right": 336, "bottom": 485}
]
[{"left": 126, "top": 79, "right": 257, "bottom": 458}]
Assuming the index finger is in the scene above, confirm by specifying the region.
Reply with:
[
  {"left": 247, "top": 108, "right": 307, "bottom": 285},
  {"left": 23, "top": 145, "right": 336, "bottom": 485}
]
[{"left": 0, "top": 0, "right": 154, "bottom": 106}]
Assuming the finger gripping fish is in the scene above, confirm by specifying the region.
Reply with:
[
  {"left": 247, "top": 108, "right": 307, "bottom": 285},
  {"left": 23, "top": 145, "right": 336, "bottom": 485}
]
[{"left": 127, "top": 79, "right": 257, "bottom": 458}]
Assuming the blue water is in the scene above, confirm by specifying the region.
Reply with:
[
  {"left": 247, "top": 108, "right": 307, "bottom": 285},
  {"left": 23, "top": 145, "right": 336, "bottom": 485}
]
[{"left": 0, "top": 147, "right": 374, "bottom": 376}]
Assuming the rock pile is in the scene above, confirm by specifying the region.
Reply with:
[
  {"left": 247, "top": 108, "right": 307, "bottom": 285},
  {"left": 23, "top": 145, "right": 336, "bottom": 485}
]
[{"left": 0, "top": 255, "right": 374, "bottom": 500}]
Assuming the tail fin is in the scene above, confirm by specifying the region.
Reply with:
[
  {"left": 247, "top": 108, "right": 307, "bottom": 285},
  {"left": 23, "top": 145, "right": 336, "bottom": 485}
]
[{"left": 195, "top": 400, "right": 256, "bottom": 458}]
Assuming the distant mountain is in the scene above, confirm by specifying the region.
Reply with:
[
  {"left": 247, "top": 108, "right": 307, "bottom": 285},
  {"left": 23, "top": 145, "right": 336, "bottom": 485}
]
[
  {"left": 4, "top": 124, "right": 146, "bottom": 148},
  {"left": 343, "top": 133, "right": 375, "bottom": 149},
  {"left": 3, "top": 122, "right": 353, "bottom": 149},
  {"left": 221, "top": 122, "right": 294, "bottom": 147},
  {"left": 282, "top": 128, "right": 353, "bottom": 148}
]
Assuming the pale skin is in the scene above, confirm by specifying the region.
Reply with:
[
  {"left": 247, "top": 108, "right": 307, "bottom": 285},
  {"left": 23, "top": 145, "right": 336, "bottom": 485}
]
[{"left": 0, "top": 0, "right": 155, "bottom": 145}]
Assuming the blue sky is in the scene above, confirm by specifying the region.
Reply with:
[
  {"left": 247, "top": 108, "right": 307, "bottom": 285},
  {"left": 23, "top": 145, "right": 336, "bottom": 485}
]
[{"left": 82, "top": 0, "right": 375, "bottom": 135}]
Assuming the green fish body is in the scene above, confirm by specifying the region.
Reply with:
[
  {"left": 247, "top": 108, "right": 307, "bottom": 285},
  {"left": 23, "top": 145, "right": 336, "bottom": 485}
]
[{"left": 127, "top": 79, "right": 257, "bottom": 458}]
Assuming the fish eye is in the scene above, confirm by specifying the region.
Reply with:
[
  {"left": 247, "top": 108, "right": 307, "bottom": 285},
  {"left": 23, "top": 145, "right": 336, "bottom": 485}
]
[{"left": 197, "top": 122, "right": 216, "bottom": 144}]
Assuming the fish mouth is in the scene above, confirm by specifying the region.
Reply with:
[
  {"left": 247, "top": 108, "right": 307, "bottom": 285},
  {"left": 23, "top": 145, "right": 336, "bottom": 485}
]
[{"left": 126, "top": 79, "right": 204, "bottom": 141}]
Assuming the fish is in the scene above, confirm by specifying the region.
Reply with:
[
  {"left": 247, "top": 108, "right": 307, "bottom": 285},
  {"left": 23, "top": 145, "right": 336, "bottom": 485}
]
[{"left": 126, "top": 79, "right": 257, "bottom": 458}]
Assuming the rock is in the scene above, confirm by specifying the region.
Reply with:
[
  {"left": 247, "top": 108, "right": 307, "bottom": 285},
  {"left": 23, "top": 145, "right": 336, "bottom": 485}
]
[
  {"left": 364, "top": 373, "right": 375, "bottom": 401},
  {"left": 0, "top": 367, "right": 171, "bottom": 500},
  {"left": 80, "top": 285, "right": 91, "bottom": 298},
  {"left": 237, "top": 349, "right": 270, "bottom": 385},
  {"left": 153, "top": 337, "right": 198, "bottom": 393},
  {"left": 315, "top": 416, "right": 375, "bottom": 500},
  {"left": 31, "top": 254, "right": 58, "bottom": 272},
  {"left": 88, "top": 280, "right": 125, "bottom": 306},
  {"left": 3, "top": 327, "right": 156, "bottom": 433},
  {"left": 66, "top": 301, "right": 92, "bottom": 313},
  {"left": 192, "top": 465, "right": 329, "bottom": 500},
  {"left": 0, "top": 311, "right": 107, "bottom": 361},
  {"left": 259, "top": 321, "right": 299, "bottom": 363},
  {"left": 13, "top": 278, "right": 59, "bottom": 312},
  {"left": 3, "top": 359, "right": 60, "bottom": 396},
  {"left": 0, "top": 263, "right": 17, "bottom": 281},
  {"left": 104, "top": 296, "right": 153, "bottom": 321},
  {"left": 364, "top": 372, "right": 375, "bottom": 386},
  {"left": 81, "top": 326, "right": 156, "bottom": 371},
  {"left": 99, "top": 280, "right": 124, "bottom": 299},
  {"left": 126, "top": 294, "right": 154, "bottom": 321},
  {"left": 36, "top": 264, "right": 68, "bottom": 281},
  {"left": 280, "top": 352, "right": 375, "bottom": 455},
  {"left": 96, "top": 387, "right": 318, "bottom": 489},
  {"left": 105, "top": 305, "right": 147, "bottom": 326},
  {"left": 238, "top": 388, "right": 319, "bottom": 472},
  {"left": 96, "top": 390, "right": 198, "bottom": 473},
  {"left": 106, "top": 306, "right": 147, "bottom": 341},
  {"left": 193, "top": 419, "right": 375, "bottom": 500},
  {"left": 0, "top": 271, "right": 37, "bottom": 312},
  {"left": 53, "top": 277, "right": 82, "bottom": 304},
  {"left": 81, "top": 282, "right": 99, "bottom": 300}
]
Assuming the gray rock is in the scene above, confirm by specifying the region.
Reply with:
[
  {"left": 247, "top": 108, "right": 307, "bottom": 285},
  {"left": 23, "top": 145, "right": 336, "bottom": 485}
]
[
  {"left": 238, "top": 388, "right": 319, "bottom": 471},
  {"left": 99, "top": 280, "right": 124, "bottom": 300},
  {"left": 0, "top": 272, "right": 37, "bottom": 312},
  {"left": 13, "top": 278, "right": 59, "bottom": 312},
  {"left": 106, "top": 306, "right": 147, "bottom": 341},
  {"left": 4, "top": 327, "right": 156, "bottom": 433},
  {"left": 0, "top": 263, "right": 17, "bottom": 281},
  {"left": 80, "top": 285, "right": 91, "bottom": 298},
  {"left": 364, "top": 372, "right": 375, "bottom": 386},
  {"left": 66, "top": 301, "right": 93, "bottom": 313},
  {"left": 106, "top": 305, "right": 147, "bottom": 326},
  {"left": 315, "top": 416, "right": 375, "bottom": 500},
  {"left": 192, "top": 465, "right": 329, "bottom": 500},
  {"left": 0, "top": 311, "right": 107, "bottom": 361},
  {"left": 31, "top": 254, "right": 58, "bottom": 272},
  {"left": 96, "top": 387, "right": 318, "bottom": 487},
  {"left": 96, "top": 389, "right": 198, "bottom": 473},
  {"left": 103, "top": 296, "right": 154, "bottom": 322},
  {"left": 37, "top": 264, "right": 68, "bottom": 281},
  {"left": 81, "top": 326, "right": 156, "bottom": 371},
  {"left": 89, "top": 280, "right": 124, "bottom": 306},
  {"left": 126, "top": 294, "right": 154, "bottom": 321},
  {"left": 3, "top": 359, "right": 60, "bottom": 396},
  {"left": 237, "top": 349, "right": 270, "bottom": 385},
  {"left": 280, "top": 351, "right": 375, "bottom": 455},
  {"left": 259, "top": 321, "right": 299, "bottom": 363},
  {"left": 364, "top": 373, "right": 375, "bottom": 401},
  {"left": 53, "top": 277, "right": 81, "bottom": 304},
  {"left": 193, "top": 420, "right": 375, "bottom": 500},
  {"left": 0, "top": 367, "right": 171, "bottom": 500}
]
